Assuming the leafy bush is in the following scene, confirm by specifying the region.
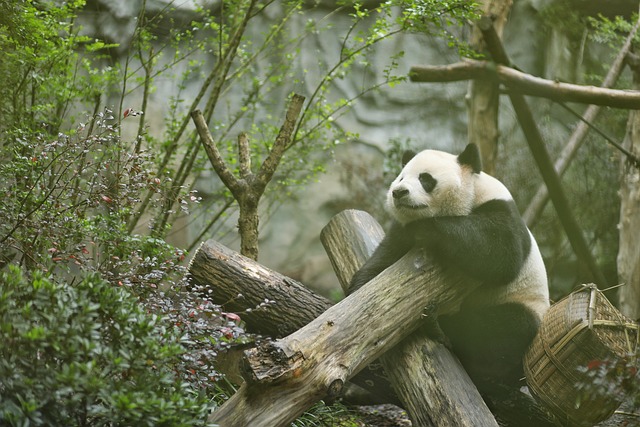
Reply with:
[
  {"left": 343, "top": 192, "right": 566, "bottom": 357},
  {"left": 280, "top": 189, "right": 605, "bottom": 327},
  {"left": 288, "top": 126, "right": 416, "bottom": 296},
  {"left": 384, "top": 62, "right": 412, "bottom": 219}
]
[
  {"left": 578, "top": 352, "right": 640, "bottom": 413},
  {"left": 0, "top": 267, "right": 216, "bottom": 427}
]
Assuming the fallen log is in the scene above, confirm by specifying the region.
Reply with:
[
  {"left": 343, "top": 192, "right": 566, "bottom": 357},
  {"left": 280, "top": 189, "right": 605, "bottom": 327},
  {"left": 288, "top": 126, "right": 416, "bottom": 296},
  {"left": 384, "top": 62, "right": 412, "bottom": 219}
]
[
  {"left": 189, "top": 240, "right": 332, "bottom": 338},
  {"left": 188, "top": 239, "right": 399, "bottom": 403},
  {"left": 321, "top": 210, "right": 498, "bottom": 427},
  {"left": 205, "top": 210, "right": 493, "bottom": 426}
]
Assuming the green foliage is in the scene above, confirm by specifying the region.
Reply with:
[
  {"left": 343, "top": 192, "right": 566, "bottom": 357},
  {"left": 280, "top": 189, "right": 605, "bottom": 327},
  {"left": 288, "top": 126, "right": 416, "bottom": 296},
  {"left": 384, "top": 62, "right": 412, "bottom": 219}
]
[
  {"left": 587, "top": 13, "right": 640, "bottom": 48},
  {"left": 0, "top": 266, "right": 216, "bottom": 427},
  {"left": 577, "top": 352, "right": 640, "bottom": 414},
  {"left": 115, "top": 0, "right": 480, "bottom": 246},
  {"left": 291, "top": 400, "right": 357, "bottom": 427},
  {"left": 0, "top": 108, "right": 198, "bottom": 291},
  {"left": 0, "top": 1, "right": 484, "bottom": 424},
  {"left": 0, "top": 0, "right": 482, "bottom": 251},
  {"left": 0, "top": 0, "right": 118, "bottom": 135}
]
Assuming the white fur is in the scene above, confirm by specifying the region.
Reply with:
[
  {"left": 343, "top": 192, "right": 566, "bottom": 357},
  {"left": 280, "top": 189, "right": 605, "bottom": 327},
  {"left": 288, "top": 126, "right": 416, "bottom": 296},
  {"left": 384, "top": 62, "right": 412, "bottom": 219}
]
[
  {"left": 387, "top": 147, "right": 549, "bottom": 318},
  {"left": 466, "top": 231, "right": 549, "bottom": 318},
  {"left": 387, "top": 149, "right": 512, "bottom": 224}
]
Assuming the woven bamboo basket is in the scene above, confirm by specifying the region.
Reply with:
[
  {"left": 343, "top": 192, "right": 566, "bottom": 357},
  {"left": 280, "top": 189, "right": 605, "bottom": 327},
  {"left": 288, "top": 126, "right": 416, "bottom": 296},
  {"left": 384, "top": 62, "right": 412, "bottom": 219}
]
[{"left": 524, "top": 285, "right": 639, "bottom": 427}]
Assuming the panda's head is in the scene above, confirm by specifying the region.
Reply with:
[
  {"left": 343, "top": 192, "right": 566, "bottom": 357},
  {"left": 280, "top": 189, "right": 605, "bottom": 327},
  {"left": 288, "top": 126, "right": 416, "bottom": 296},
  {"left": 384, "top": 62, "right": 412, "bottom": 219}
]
[{"left": 386, "top": 144, "right": 482, "bottom": 225}]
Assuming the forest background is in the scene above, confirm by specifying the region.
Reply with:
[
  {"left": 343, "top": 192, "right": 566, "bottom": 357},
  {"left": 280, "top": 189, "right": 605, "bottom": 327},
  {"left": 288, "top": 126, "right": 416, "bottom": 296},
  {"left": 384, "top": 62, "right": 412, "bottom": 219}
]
[{"left": 0, "top": 0, "right": 638, "bottom": 425}]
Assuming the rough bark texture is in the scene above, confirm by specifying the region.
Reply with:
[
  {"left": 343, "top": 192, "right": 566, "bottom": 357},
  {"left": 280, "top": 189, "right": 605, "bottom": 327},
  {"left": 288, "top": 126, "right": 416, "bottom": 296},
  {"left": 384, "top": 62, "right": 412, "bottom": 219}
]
[
  {"left": 188, "top": 237, "right": 400, "bottom": 403},
  {"left": 207, "top": 212, "right": 485, "bottom": 426},
  {"left": 618, "top": 62, "right": 640, "bottom": 321},
  {"left": 320, "top": 209, "right": 386, "bottom": 288},
  {"left": 188, "top": 239, "right": 332, "bottom": 337},
  {"left": 322, "top": 210, "right": 498, "bottom": 427},
  {"left": 467, "top": 1, "right": 511, "bottom": 175}
]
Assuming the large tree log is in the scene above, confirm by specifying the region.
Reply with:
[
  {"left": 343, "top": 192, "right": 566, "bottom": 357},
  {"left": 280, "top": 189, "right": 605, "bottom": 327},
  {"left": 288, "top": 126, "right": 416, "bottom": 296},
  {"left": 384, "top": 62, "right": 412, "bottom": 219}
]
[
  {"left": 188, "top": 239, "right": 398, "bottom": 403},
  {"left": 321, "top": 210, "right": 498, "bottom": 427},
  {"left": 207, "top": 217, "right": 486, "bottom": 426},
  {"left": 410, "top": 59, "right": 640, "bottom": 109},
  {"left": 189, "top": 240, "right": 332, "bottom": 337}
]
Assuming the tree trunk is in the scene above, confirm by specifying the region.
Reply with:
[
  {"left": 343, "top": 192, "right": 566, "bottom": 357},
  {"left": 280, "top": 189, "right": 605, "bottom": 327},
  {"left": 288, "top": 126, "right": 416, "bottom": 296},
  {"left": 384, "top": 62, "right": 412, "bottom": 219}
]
[
  {"left": 618, "top": 59, "right": 640, "bottom": 321},
  {"left": 321, "top": 210, "right": 499, "bottom": 427},
  {"left": 237, "top": 194, "right": 260, "bottom": 261},
  {"left": 191, "top": 93, "right": 304, "bottom": 261},
  {"left": 467, "top": 0, "right": 511, "bottom": 175},
  {"left": 206, "top": 210, "right": 491, "bottom": 426},
  {"left": 188, "top": 239, "right": 333, "bottom": 338},
  {"left": 189, "top": 237, "right": 399, "bottom": 403}
]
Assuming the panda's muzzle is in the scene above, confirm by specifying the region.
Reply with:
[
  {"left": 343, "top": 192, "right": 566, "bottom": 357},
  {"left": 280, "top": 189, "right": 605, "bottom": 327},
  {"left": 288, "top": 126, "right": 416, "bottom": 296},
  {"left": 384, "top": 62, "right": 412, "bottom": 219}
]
[
  {"left": 392, "top": 189, "right": 424, "bottom": 210},
  {"left": 392, "top": 188, "right": 409, "bottom": 200}
]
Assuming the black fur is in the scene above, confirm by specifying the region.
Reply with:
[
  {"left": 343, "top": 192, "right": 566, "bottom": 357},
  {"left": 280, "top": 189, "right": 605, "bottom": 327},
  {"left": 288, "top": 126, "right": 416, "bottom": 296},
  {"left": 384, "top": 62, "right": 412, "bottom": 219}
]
[
  {"left": 348, "top": 199, "right": 537, "bottom": 390},
  {"left": 457, "top": 143, "right": 483, "bottom": 173},
  {"left": 348, "top": 145, "right": 553, "bottom": 426},
  {"left": 349, "top": 199, "right": 530, "bottom": 292}
]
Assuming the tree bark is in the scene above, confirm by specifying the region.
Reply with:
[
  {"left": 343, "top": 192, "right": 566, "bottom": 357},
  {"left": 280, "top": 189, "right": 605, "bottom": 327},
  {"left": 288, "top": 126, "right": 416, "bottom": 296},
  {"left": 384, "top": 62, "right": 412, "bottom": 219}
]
[
  {"left": 188, "top": 239, "right": 332, "bottom": 338},
  {"left": 191, "top": 93, "right": 305, "bottom": 260},
  {"left": 618, "top": 60, "right": 640, "bottom": 321},
  {"left": 410, "top": 60, "right": 640, "bottom": 109},
  {"left": 467, "top": 1, "right": 512, "bottom": 175},
  {"left": 321, "top": 210, "right": 498, "bottom": 427},
  {"left": 207, "top": 212, "right": 486, "bottom": 426},
  {"left": 189, "top": 237, "right": 399, "bottom": 403}
]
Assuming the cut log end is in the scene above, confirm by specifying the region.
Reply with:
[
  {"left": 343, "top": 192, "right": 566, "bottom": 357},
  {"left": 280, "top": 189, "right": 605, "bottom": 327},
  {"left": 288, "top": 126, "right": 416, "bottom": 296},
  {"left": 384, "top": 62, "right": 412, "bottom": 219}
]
[{"left": 242, "top": 341, "right": 304, "bottom": 384}]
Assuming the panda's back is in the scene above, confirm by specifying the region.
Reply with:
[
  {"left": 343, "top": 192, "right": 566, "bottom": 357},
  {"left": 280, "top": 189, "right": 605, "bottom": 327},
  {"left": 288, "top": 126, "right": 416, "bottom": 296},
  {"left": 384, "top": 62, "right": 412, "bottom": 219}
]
[
  {"left": 466, "top": 172, "right": 549, "bottom": 317},
  {"left": 473, "top": 172, "right": 513, "bottom": 205}
]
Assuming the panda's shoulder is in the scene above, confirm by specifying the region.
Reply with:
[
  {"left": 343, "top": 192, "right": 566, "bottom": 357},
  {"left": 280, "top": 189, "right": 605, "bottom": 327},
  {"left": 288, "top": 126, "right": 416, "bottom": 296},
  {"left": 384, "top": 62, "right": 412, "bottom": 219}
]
[{"left": 473, "top": 172, "right": 513, "bottom": 205}]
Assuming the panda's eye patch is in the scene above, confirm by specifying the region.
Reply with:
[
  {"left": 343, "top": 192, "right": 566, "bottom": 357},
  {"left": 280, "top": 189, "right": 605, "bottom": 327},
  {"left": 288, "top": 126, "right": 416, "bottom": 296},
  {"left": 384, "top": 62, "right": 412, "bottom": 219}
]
[{"left": 419, "top": 173, "right": 437, "bottom": 193}]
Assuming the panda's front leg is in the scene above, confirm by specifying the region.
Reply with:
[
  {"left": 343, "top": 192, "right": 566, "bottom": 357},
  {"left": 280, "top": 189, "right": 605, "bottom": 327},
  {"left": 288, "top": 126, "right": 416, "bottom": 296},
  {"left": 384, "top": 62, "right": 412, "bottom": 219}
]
[
  {"left": 403, "top": 217, "right": 439, "bottom": 248},
  {"left": 348, "top": 221, "right": 415, "bottom": 294}
]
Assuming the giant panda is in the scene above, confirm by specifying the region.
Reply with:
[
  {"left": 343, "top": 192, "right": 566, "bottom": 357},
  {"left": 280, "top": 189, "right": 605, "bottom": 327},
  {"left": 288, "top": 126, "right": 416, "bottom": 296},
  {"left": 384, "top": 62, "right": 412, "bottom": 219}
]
[{"left": 349, "top": 143, "right": 551, "bottom": 425}]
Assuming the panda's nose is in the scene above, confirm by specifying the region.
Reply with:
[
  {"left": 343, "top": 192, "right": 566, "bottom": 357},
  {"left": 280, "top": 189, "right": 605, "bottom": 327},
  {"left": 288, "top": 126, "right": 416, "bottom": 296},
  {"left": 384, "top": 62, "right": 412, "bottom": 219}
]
[{"left": 392, "top": 188, "right": 409, "bottom": 200}]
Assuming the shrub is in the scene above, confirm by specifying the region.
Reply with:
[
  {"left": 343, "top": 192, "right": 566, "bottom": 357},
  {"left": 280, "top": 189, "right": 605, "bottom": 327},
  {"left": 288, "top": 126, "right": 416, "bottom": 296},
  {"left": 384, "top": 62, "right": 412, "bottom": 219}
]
[
  {"left": 0, "top": 266, "right": 216, "bottom": 427},
  {"left": 578, "top": 353, "right": 640, "bottom": 414}
]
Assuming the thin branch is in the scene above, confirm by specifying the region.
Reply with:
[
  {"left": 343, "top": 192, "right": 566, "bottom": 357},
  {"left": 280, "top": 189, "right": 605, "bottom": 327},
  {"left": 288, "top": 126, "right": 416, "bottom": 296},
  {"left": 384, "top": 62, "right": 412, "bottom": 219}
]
[
  {"left": 203, "top": 0, "right": 259, "bottom": 121},
  {"left": 191, "top": 109, "right": 242, "bottom": 196},
  {"left": 254, "top": 93, "right": 305, "bottom": 193},
  {"left": 238, "top": 132, "right": 251, "bottom": 180},
  {"left": 523, "top": 12, "right": 640, "bottom": 226}
]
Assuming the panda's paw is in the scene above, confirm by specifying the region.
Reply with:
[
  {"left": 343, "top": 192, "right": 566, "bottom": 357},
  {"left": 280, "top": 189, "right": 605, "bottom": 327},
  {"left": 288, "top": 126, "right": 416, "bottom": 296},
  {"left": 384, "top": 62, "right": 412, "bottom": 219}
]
[
  {"left": 421, "top": 310, "right": 452, "bottom": 348},
  {"left": 347, "top": 271, "right": 369, "bottom": 295}
]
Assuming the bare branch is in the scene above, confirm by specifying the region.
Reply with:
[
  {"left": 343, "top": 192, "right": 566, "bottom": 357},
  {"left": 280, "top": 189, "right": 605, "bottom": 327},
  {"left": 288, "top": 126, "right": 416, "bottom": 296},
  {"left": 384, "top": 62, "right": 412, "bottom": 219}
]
[
  {"left": 523, "top": 13, "right": 640, "bottom": 226},
  {"left": 238, "top": 132, "right": 251, "bottom": 180},
  {"left": 410, "top": 59, "right": 640, "bottom": 109},
  {"left": 254, "top": 93, "right": 305, "bottom": 193},
  {"left": 410, "top": 60, "right": 492, "bottom": 82},
  {"left": 191, "top": 109, "right": 242, "bottom": 195}
]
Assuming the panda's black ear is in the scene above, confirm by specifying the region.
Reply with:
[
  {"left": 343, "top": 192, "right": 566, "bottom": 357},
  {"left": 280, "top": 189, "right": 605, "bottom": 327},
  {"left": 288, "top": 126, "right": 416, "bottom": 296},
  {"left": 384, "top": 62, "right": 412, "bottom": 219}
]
[
  {"left": 458, "top": 143, "right": 482, "bottom": 173},
  {"left": 402, "top": 150, "right": 416, "bottom": 167}
]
